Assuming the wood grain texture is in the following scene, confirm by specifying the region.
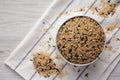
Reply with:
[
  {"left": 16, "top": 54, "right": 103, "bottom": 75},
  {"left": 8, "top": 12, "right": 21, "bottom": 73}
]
[{"left": 0, "top": 0, "right": 119, "bottom": 80}]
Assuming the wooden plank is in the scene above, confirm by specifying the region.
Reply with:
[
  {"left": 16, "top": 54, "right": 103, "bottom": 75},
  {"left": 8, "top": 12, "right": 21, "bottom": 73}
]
[{"left": 0, "top": 0, "right": 120, "bottom": 80}]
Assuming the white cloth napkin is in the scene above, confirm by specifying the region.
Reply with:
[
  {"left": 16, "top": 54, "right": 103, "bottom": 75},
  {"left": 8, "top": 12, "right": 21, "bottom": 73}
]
[{"left": 5, "top": 0, "right": 120, "bottom": 80}]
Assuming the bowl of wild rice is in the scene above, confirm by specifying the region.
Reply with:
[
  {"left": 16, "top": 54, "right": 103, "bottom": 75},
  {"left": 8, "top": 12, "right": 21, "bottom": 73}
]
[{"left": 56, "top": 16, "right": 105, "bottom": 66}]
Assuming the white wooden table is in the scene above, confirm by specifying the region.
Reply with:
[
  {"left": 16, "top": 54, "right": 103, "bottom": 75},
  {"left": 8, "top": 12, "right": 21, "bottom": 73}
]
[{"left": 0, "top": 0, "right": 120, "bottom": 80}]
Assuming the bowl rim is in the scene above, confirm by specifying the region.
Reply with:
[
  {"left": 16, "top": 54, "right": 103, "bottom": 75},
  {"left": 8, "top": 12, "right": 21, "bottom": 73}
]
[{"left": 55, "top": 15, "right": 106, "bottom": 66}]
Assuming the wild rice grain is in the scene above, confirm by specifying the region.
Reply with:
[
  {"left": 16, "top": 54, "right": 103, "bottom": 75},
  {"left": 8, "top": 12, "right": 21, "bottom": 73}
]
[{"left": 57, "top": 16, "right": 105, "bottom": 64}]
